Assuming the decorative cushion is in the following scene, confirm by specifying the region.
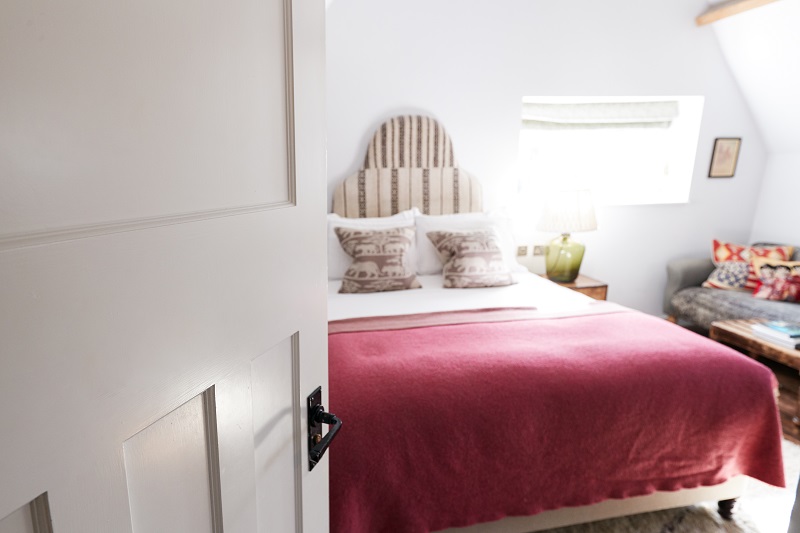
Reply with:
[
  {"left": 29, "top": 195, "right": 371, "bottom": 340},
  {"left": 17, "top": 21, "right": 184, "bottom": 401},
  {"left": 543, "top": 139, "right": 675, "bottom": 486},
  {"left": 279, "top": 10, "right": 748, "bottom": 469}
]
[
  {"left": 710, "top": 240, "right": 750, "bottom": 265},
  {"left": 335, "top": 226, "right": 421, "bottom": 294},
  {"left": 752, "top": 258, "right": 800, "bottom": 302},
  {"left": 327, "top": 208, "right": 418, "bottom": 280},
  {"left": 415, "top": 211, "right": 523, "bottom": 276},
  {"left": 426, "top": 230, "right": 516, "bottom": 289},
  {"left": 702, "top": 262, "right": 750, "bottom": 291},
  {"left": 745, "top": 246, "right": 795, "bottom": 290},
  {"left": 706, "top": 239, "right": 793, "bottom": 291}
]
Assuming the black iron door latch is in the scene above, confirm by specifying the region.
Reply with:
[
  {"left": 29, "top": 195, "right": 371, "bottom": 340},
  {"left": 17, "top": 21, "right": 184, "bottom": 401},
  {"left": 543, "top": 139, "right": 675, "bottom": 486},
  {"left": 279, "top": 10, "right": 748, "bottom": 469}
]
[{"left": 307, "top": 386, "right": 343, "bottom": 471}]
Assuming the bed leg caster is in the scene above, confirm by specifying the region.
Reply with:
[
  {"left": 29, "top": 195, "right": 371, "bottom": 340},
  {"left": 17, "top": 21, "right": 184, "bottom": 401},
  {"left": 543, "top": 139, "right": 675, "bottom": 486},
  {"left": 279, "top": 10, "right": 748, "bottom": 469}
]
[{"left": 718, "top": 498, "right": 736, "bottom": 520}]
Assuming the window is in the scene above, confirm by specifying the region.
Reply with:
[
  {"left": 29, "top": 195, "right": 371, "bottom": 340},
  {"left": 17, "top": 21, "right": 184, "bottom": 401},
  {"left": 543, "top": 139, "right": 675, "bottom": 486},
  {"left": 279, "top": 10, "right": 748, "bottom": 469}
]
[{"left": 517, "top": 96, "right": 704, "bottom": 206}]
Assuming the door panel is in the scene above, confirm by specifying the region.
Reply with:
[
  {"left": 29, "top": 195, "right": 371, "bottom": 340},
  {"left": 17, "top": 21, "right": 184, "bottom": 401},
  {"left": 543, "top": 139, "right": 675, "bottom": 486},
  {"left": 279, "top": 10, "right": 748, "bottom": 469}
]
[
  {"left": 0, "top": 0, "right": 292, "bottom": 235},
  {"left": 123, "top": 393, "right": 216, "bottom": 533},
  {"left": 0, "top": 0, "right": 328, "bottom": 530},
  {"left": 0, "top": 494, "right": 50, "bottom": 533},
  {"left": 251, "top": 335, "right": 302, "bottom": 533},
  {"left": 215, "top": 368, "right": 258, "bottom": 533},
  {"left": 0, "top": 505, "right": 34, "bottom": 533},
  {"left": 213, "top": 334, "right": 305, "bottom": 533}
]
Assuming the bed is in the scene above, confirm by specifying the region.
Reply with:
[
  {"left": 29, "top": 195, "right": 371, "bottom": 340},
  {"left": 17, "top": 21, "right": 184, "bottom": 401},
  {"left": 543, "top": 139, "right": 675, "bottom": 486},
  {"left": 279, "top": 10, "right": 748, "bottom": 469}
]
[{"left": 326, "top": 116, "right": 785, "bottom": 533}]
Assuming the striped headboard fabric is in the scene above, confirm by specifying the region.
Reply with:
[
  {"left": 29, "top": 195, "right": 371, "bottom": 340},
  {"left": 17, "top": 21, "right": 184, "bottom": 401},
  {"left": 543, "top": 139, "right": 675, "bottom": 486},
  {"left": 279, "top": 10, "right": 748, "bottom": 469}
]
[{"left": 332, "top": 115, "right": 482, "bottom": 218}]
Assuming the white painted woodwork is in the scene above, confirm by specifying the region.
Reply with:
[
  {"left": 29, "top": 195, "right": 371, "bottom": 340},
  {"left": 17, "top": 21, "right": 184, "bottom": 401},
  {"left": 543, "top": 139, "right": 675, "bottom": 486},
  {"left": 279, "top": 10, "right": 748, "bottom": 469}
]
[
  {"left": 696, "top": 0, "right": 780, "bottom": 26},
  {"left": 0, "top": 0, "right": 328, "bottom": 531},
  {"left": 0, "top": 495, "right": 51, "bottom": 533},
  {"left": 214, "top": 369, "right": 259, "bottom": 533},
  {"left": 0, "top": 0, "right": 290, "bottom": 236},
  {"left": 124, "top": 394, "right": 214, "bottom": 533},
  {"left": 252, "top": 337, "right": 301, "bottom": 533},
  {"left": 209, "top": 336, "right": 306, "bottom": 533},
  {"left": 0, "top": 504, "right": 34, "bottom": 533},
  {"left": 28, "top": 495, "right": 51, "bottom": 533}
]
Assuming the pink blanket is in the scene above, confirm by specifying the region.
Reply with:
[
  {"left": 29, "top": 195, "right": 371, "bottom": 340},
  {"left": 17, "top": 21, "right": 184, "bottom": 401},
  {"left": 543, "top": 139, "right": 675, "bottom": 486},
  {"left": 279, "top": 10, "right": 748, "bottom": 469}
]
[{"left": 328, "top": 309, "right": 785, "bottom": 533}]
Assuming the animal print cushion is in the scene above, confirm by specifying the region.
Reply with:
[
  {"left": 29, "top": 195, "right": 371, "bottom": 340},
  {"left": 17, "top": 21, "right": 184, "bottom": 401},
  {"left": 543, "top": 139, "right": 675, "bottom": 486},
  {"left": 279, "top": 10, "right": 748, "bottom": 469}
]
[
  {"left": 335, "top": 226, "right": 421, "bottom": 294},
  {"left": 426, "top": 230, "right": 516, "bottom": 289}
]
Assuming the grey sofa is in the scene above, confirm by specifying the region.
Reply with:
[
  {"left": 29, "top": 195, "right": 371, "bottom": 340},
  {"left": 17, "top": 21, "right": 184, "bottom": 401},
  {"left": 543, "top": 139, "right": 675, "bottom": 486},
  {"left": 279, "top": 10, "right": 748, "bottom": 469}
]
[{"left": 664, "top": 248, "right": 800, "bottom": 330}]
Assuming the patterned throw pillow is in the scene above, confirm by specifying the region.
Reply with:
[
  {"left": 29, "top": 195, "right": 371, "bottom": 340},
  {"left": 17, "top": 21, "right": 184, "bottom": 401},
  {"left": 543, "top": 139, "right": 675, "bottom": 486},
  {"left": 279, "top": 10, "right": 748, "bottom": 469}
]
[
  {"left": 702, "top": 262, "right": 751, "bottom": 291},
  {"left": 335, "top": 226, "right": 421, "bottom": 294},
  {"left": 710, "top": 240, "right": 751, "bottom": 265},
  {"left": 426, "top": 230, "right": 516, "bottom": 289},
  {"left": 752, "top": 258, "right": 800, "bottom": 302},
  {"left": 706, "top": 239, "right": 794, "bottom": 291},
  {"left": 327, "top": 208, "right": 418, "bottom": 280}
]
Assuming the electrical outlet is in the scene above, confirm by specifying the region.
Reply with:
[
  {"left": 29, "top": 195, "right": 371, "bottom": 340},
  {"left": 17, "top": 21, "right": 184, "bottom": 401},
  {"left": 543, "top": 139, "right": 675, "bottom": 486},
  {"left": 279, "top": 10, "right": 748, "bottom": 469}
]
[
  {"left": 533, "top": 245, "right": 546, "bottom": 256},
  {"left": 517, "top": 245, "right": 529, "bottom": 257}
]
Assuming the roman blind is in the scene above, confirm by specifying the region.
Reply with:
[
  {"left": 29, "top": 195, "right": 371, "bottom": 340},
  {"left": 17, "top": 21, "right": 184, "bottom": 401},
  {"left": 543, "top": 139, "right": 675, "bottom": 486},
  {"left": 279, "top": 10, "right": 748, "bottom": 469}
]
[{"left": 521, "top": 101, "right": 680, "bottom": 129}]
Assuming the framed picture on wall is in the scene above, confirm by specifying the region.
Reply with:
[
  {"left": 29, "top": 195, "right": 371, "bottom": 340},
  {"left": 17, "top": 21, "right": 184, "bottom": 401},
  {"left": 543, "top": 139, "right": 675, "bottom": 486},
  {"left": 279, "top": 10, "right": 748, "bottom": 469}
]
[{"left": 708, "top": 137, "right": 741, "bottom": 178}]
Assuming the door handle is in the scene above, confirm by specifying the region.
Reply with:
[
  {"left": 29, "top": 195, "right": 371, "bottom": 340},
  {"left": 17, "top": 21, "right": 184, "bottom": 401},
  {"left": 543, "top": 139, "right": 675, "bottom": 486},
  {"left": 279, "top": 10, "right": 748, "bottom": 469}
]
[{"left": 307, "top": 387, "right": 343, "bottom": 470}]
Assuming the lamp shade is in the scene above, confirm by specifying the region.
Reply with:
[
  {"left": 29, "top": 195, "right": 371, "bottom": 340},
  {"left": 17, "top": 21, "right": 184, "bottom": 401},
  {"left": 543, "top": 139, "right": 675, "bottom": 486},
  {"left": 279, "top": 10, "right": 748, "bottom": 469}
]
[{"left": 537, "top": 190, "right": 597, "bottom": 233}]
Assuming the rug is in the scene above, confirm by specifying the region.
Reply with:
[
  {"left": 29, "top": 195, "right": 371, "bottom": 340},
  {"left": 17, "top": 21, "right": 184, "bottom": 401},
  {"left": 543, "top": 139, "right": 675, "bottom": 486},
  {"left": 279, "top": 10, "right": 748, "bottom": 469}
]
[
  {"left": 543, "top": 504, "right": 759, "bottom": 533},
  {"left": 541, "top": 439, "right": 800, "bottom": 533}
]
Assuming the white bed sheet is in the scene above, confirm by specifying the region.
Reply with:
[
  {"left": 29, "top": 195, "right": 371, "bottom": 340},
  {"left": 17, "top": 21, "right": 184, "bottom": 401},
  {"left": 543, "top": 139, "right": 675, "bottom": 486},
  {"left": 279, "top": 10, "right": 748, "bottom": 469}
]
[{"left": 328, "top": 271, "right": 620, "bottom": 321}]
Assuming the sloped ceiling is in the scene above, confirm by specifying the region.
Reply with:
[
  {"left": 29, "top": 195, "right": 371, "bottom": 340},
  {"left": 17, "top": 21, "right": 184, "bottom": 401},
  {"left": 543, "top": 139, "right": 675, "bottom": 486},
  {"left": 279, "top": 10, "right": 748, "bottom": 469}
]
[{"left": 710, "top": 0, "right": 800, "bottom": 152}]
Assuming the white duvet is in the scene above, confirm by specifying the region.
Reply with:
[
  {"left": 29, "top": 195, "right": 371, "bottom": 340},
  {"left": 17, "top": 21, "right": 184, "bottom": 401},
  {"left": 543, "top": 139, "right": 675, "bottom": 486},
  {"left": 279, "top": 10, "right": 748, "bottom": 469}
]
[{"left": 327, "top": 271, "right": 621, "bottom": 322}]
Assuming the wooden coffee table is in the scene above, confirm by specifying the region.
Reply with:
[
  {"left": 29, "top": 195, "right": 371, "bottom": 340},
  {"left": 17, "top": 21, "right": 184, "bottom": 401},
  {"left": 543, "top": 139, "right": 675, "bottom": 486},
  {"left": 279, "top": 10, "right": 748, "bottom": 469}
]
[{"left": 710, "top": 318, "right": 800, "bottom": 424}]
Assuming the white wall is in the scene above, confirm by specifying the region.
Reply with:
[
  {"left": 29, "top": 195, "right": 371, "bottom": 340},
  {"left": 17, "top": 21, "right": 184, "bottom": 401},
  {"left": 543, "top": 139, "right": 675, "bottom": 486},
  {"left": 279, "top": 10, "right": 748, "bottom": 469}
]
[
  {"left": 327, "top": 0, "right": 768, "bottom": 315},
  {"left": 710, "top": 0, "right": 800, "bottom": 246},
  {"left": 711, "top": 0, "right": 800, "bottom": 154},
  {"left": 750, "top": 153, "right": 800, "bottom": 244}
]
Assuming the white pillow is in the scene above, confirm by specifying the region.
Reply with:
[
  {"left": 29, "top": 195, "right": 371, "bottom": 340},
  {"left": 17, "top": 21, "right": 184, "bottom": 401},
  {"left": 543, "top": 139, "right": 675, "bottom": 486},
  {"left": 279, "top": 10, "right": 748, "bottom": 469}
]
[
  {"left": 415, "top": 212, "right": 523, "bottom": 275},
  {"left": 327, "top": 208, "right": 419, "bottom": 280}
]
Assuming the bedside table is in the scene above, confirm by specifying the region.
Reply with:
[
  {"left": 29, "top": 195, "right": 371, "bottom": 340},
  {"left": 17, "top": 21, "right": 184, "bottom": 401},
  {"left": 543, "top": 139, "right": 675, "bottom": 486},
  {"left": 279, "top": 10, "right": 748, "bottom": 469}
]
[{"left": 540, "top": 274, "right": 608, "bottom": 301}]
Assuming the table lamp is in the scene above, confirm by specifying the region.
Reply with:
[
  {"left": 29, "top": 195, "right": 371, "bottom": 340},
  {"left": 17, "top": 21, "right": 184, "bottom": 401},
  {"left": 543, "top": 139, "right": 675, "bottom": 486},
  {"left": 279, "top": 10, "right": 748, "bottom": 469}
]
[{"left": 537, "top": 190, "right": 597, "bottom": 283}]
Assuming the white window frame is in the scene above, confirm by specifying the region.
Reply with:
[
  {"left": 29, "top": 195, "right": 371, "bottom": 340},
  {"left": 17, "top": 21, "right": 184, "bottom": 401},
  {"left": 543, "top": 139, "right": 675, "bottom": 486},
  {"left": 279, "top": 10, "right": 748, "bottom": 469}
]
[{"left": 517, "top": 96, "right": 705, "bottom": 206}]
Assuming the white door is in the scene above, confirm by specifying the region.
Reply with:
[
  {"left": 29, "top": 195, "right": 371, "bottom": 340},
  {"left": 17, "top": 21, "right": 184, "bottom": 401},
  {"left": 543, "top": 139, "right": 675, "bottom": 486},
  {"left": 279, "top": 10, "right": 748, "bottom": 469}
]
[{"left": 0, "top": 0, "right": 329, "bottom": 531}]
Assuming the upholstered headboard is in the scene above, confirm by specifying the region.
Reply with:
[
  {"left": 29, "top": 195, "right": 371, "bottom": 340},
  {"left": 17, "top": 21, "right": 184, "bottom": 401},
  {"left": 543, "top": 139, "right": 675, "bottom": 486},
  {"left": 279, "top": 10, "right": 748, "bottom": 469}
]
[{"left": 332, "top": 115, "right": 482, "bottom": 217}]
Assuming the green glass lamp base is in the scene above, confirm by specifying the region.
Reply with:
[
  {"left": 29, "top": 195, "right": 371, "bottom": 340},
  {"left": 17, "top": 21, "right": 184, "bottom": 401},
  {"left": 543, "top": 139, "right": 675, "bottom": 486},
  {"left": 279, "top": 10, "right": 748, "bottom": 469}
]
[{"left": 545, "top": 233, "right": 586, "bottom": 283}]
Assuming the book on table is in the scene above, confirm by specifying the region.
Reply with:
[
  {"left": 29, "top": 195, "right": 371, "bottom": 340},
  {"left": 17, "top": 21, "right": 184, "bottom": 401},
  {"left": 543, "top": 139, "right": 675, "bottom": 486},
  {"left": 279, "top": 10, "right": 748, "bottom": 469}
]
[
  {"left": 751, "top": 326, "right": 800, "bottom": 350},
  {"left": 752, "top": 320, "right": 800, "bottom": 338}
]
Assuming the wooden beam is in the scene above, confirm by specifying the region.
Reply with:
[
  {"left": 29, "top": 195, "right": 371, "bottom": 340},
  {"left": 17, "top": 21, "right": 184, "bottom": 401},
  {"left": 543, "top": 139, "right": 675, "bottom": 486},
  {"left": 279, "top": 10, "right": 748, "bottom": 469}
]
[{"left": 696, "top": 0, "right": 779, "bottom": 26}]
